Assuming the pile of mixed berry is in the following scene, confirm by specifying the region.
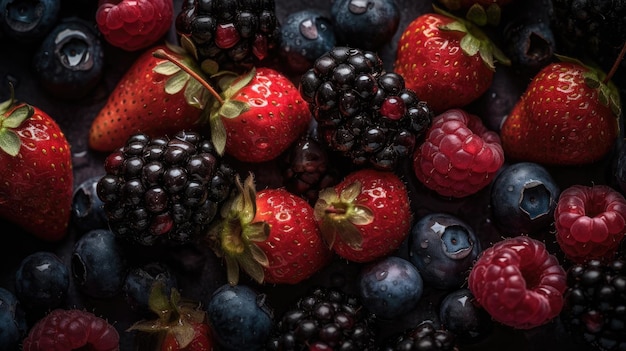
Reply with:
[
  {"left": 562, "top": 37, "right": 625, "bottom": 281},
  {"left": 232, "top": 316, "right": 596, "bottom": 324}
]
[{"left": 1, "top": 0, "right": 626, "bottom": 350}]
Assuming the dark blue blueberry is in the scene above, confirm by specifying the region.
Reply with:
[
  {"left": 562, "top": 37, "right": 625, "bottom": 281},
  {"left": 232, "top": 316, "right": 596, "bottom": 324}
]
[
  {"left": 503, "top": 19, "right": 555, "bottom": 69},
  {"left": 408, "top": 213, "right": 481, "bottom": 290},
  {"left": 71, "top": 175, "right": 109, "bottom": 234},
  {"left": 358, "top": 255, "right": 423, "bottom": 320},
  {"left": 0, "top": 0, "right": 61, "bottom": 44},
  {"left": 123, "top": 261, "right": 178, "bottom": 315},
  {"left": 279, "top": 9, "right": 336, "bottom": 74},
  {"left": 490, "top": 162, "right": 560, "bottom": 235},
  {"left": 439, "top": 288, "right": 493, "bottom": 344},
  {"left": 14, "top": 251, "right": 69, "bottom": 311},
  {"left": 330, "top": 0, "right": 399, "bottom": 51},
  {"left": 613, "top": 141, "right": 626, "bottom": 195},
  {"left": 0, "top": 288, "right": 27, "bottom": 350},
  {"left": 205, "top": 284, "right": 273, "bottom": 351},
  {"left": 71, "top": 229, "right": 128, "bottom": 299},
  {"left": 32, "top": 17, "right": 104, "bottom": 100}
]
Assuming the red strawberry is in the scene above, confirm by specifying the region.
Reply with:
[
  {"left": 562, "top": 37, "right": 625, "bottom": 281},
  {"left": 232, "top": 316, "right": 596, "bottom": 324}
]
[
  {"left": 209, "top": 66, "right": 311, "bottom": 163},
  {"left": 0, "top": 89, "right": 73, "bottom": 241},
  {"left": 89, "top": 44, "right": 210, "bottom": 152},
  {"left": 394, "top": 10, "right": 509, "bottom": 114},
  {"left": 22, "top": 308, "right": 120, "bottom": 351},
  {"left": 313, "top": 168, "right": 412, "bottom": 263},
  {"left": 554, "top": 184, "right": 626, "bottom": 263},
  {"left": 96, "top": 0, "right": 174, "bottom": 52},
  {"left": 500, "top": 59, "right": 621, "bottom": 165},
  {"left": 207, "top": 174, "right": 332, "bottom": 285},
  {"left": 129, "top": 283, "right": 214, "bottom": 351}
]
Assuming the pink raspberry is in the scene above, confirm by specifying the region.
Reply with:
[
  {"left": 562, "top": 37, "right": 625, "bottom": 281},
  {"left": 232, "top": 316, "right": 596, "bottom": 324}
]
[
  {"left": 412, "top": 108, "right": 504, "bottom": 198},
  {"left": 22, "top": 309, "right": 119, "bottom": 351},
  {"left": 554, "top": 184, "right": 626, "bottom": 263},
  {"left": 468, "top": 235, "right": 567, "bottom": 329},
  {"left": 96, "top": 0, "right": 174, "bottom": 52}
]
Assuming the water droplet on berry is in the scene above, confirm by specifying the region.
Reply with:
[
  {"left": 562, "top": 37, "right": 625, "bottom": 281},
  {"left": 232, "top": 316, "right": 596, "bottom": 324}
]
[
  {"left": 299, "top": 18, "right": 318, "bottom": 40},
  {"left": 348, "top": 0, "right": 372, "bottom": 14},
  {"left": 255, "top": 138, "right": 270, "bottom": 150},
  {"left": 376, "top": 270, "right": 388, "bottom": 280}
]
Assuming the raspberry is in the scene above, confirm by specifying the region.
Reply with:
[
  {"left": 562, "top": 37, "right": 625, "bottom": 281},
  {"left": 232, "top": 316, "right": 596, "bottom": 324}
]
[
  {"left": 468, "top": 235, "right": 567, "bottom": 329},
  {"left": 412, "top": 108, "right": 504, "bottom": 198},
  {"left": 21, "top": 309, "right": 119, "bottom": 351},
  {"left": 554, "top": 184, "right": 626, "bottom": 264},
  {"left": 96, "top": 0, "right": 174, "bottom": 52}
]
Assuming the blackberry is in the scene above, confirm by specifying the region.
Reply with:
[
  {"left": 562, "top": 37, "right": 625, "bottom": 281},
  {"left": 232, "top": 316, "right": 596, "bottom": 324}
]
[
  {"left": 299, "top": 46, "right": 433, "bottom": 171},
  {"left": 561, "top": 258, "right": 626, "bottom": 351},
  {"left": 382, "top": 321, "right": 460, "bottom": 351},
  {"left": 175, "top": 0, "right": 280, "bottom": 71},
  {"left": 96, "top": 131, "right": 235, "bottom": 246},
  {"left": 266, "top": 286, "right": 379, "bottom": 351}
]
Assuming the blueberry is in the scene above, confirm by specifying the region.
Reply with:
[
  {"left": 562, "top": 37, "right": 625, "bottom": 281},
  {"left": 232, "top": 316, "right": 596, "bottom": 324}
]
[
  {"left": 0, "top": 288, "right": 27, "bottom": 350},
  {"left": 358, "top": 256, "right": 423, "bottom": 320},
  {"left": 71, "top": 229, "right": 128, "bottom": 299},
  {"left": 206, "top": 284, "right": 273, "bottom": 351},
  {"left": 279, "top": 9, "right": 336, "bottom": 74},
  {"left": 0, "top": 0, "right": 61, "bottom": 44},
  {"left": 14, "top": 251, "right": 70, "bottom": 311},
  {"left": 32, "top": 17, "right": 104, "bottom": 100},
  {"left": 490, "top": 162, "right": 560, "bottom": 235},
  {"left": 439, "top": 288, "right": 493, "bottom": 344},
  {"left": 71, "top": 175, "right": 109, "bottom": 234},
  {"left": 330, "top": 0, "right": 400, "bottom": 51},
  {"left": 503, "top": 19, "right": 555, "bottom": 69},
  {"left": 408, "top": 213, "right": 481, "bottom": 290},
  {"left": 123, "top": 261, "right": 178, "bottom": 315}
]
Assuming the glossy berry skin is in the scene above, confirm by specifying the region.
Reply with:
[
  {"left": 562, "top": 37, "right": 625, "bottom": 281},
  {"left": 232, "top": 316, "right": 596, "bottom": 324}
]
[
  {"left": 279, "top": 9, "right": 336, "bottom": 74},
  {"left": 205, "top": 284, "right": 273, "bottom": 351},
  {"left": 32, "top": 18, "right": 104, "bottom": 100},
  {"left": 71, "top": 229, "right": 128, "bottom": 299},
  {"left": 330, "top": 0, "right": 399, "bottom": 51},
  {"left": 358, "top": 256, "right": 424, "bottom": 320},
  {"left": 0, "top": 288, "right": 27, "bottom": 351},
  {"left": 438, "top": 288, "right": 493, "bottom": 344},
  {"left": 554, "top": 184, "right": 626, "bottom": 263},
  {"left": 468, "top": 235, "right": 567, "bottom": 329},
  {"left": 412, "top": 108, "right": 505, "bottom": 198},
  {"left": 96, "top": 0, "right": 173, "bottom": 51},
  {"left": 71, "top": 175, "right": 109, "bottom": 234},
  {"left": 0, "top": 0, "right": 60, "bottom": 43},
  {"left": 14, "top": 251, "right": 70, "bottom": 311},
  {"left": 491, "top": 162, "right": 560, "bottom": 236},
  {"left": 21, "top": 308, "right": 120, "bottom": 351},
  {"left": 408, "top": 212, "right": 481, "bottom": 290},
  {"left": 123, "top": 261, "right": 178, "bottom": 315}
]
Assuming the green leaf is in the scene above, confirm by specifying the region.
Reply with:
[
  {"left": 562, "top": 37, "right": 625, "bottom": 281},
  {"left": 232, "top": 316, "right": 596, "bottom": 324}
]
[
  {"left": 153, "top": 61, "right": 181, "bottom": 76},
  {"left": 238, "top": 253, "right": 265, "bottom": 284},
  {"left": 350, "top": 205, "right": 374, "bottom": 226},
  {"left": 210, "top": 113, "right": 227, "bottom": 155},
  {"left": 485, "top": 3, "right": 501, "bottom": 26},
  {"left": 244, "top": 222, "right": 269, "bottom": 242},
  {"left": 340, "top": 181, "right": 362, "bottom": 203},
  {"left": 3, "top": 104, "right": 32, "bottom": 129},
  {"left": 439, "top": 21, "right": 467, "bottom": 34},
  {"left": 170, "top": 324, "right": 196, "bottom": 349},
  {"left": 147, "top": 281, "right": 172, "bottom": 316},
  {"left": 0, "top": 130, "right": 22, "bottom": 157},
  {"left": 184, "top": 79, "right": 206, "bottom": 109},
  {"left": 466, "top": 4, "right": 487, "bottom": 26},
  {"left": 222, "top": 68, "right": 256, "bottom": 100},
  {"left": 460, "top": 34, "right": 481, "bottom": 57},
  {"left": 334, "top": 217, "right": 363, "bottom": 250},
  {"left": 165, "top": 71, "right": 190, "bottom": 95},
  {"left": 219, "top": 100, "right": 249, "bottom": 119},
  {"left": 201, "top": 59, "right": 220, "bottom": 76},
  {"left": 180, "top": 35, "right": 199, "bottom": 62},
  {"left": 225, "top": 255, "right": 241, "bottom": 285},
  {"left": 248, "top": 242, "right": 269, "bottom": 267}
]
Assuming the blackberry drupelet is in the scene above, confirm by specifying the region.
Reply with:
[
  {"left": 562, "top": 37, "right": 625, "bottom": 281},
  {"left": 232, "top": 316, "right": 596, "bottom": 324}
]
[
  {"left": 382, "top": 321, "right": 460, "bottom": 351},
  {"left": 266, "top": 286, "right": 379, "bottom": 351},
  {"left": 300, "top": 46, "right": 433, "bottom": 171},
  {"left": 96, "top": 131, "right": 235, "bottom": 246},
  {"left": 561, "top": 258, "right": 626, "bottom": 351},
  {"left": 175, "top": 0, "right": 280, "bottom": 71}
]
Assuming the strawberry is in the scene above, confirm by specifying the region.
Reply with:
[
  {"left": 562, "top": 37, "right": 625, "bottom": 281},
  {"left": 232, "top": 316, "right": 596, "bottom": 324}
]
[
  {"left": 96, "top": 0, "right": 174, "bottom": 52},
  {"left": 207, "top": 174, "right": 332, "bottom": 285},
  {"left": 394, "top": 9, "right": 509, "bottom": 114},
  {"left": 88, "top": 44, "right": 212, "bottom": 152},
  {"left": 128, "top": 283, "right": 214, "bottom": 351},
  {"left": 0, "top": 88, "right": 73, "bottom": 241},
  {"left": 208, "top": 66, "right": 311, "bottom": 163},
  {"left": 500, "top": 58, "right": 621, "bottom": 165},
  {"left": 313, "top": 168, "right": 412, "bottom": 263}
]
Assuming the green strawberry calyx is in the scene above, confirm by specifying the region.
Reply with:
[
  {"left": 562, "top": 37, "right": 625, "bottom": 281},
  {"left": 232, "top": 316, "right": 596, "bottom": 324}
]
[
  {"left": 314, "top": 181, "right": 374, "bottom": 250},
  {"left": 434, "top": 5, "right": 511, "bottom": 70},
  {"left": 0, "top": 84, "right": 33, "bottom": 157},
  {"left": 205, "top": 173, "right": 269, "bottom": 285},
  {"left": 127, "top": 281, "right": 206, "bottom": 349},
  {"left": 436, "top": 1, "right": 502, "bottom": 26}
]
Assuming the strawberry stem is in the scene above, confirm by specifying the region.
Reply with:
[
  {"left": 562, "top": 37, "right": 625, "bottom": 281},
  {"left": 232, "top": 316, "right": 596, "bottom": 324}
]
[
  {"left": 153, "top": 48, "right": 224, "bottom": 105},
  {"left": 603, "top": 42, "right": 626, "bottom": 85}
]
